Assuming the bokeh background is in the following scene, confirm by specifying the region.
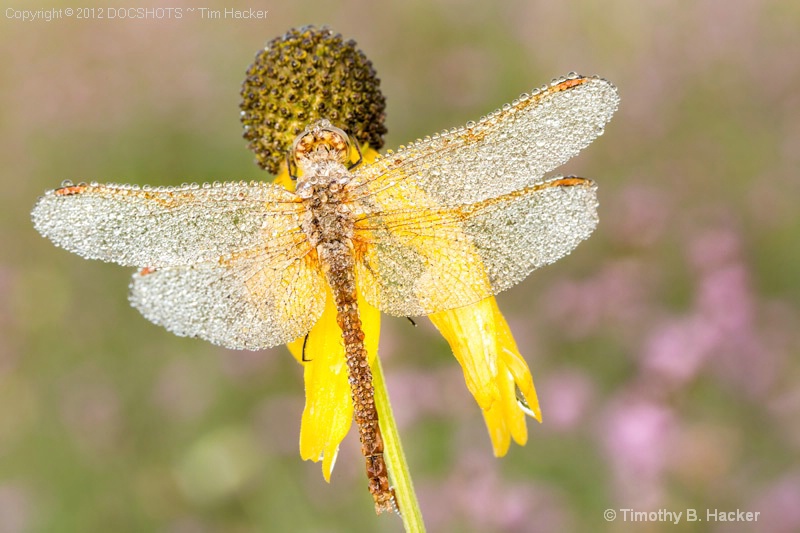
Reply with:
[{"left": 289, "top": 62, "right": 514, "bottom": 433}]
[{"left": 1, "top": 1, "right": 799, "bottom": 532}]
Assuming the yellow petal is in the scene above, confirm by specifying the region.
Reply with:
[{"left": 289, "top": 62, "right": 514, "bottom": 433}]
[
  {"left": 492, "top": 299, "right": 541, "bottom": 423},
  {"left": 432, "top": 296, "right": 541, "bottom": 456},
  {"left": 292, "top": 290, "right": 350, "bottom": 481},
  {"left": 288, "top": 286, "right": 381, "bottom": 481},
  {"left": 273, "top": 164, "right": 295, "bottom": 192},
  {"left": 482, "top": 361, "right": 527, "bottom": 457},
  {"left": 483, "top": 299, "right": 542, "bottom": 456},
  {"left": 481, "top": 370, "right": 513, "bottom": 456},
  {"left": 429, "top": 299, "right": 500, "bottom": 411}
]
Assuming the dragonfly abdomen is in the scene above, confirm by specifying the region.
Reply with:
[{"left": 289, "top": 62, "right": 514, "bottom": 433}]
[{"left": 318, "top": 240, "right": 397, "bottom": 514}]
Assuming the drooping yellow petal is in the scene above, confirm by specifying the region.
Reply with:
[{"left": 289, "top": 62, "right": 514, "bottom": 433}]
[
  {"left": 287, "top": 290, "right": 350, "bottom": 480},
  {"left": 431, "top": 296, "right": 541, "bottom": 457},
  {"left": 429, "top": 300, "right": 500, "bottom": 411},
  {"left": 482, "top": 360, "right": 529, "bottom": 457},
  {"left": 483, "top": 298, "right": 541, "bottom": 456},
  {"left": 481, "top": 367, "right": 515, "bottom": 456},
  {"left": 286, "top": 286, "right": 381, "bottom": 481},
  {"left": 492, "top": 299, "right": 541, "bottom": 423}
]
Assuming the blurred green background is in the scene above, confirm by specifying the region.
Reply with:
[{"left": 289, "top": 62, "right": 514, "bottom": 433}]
[{"left": 2, "top": 1, "right": 799, "bottom": 532}]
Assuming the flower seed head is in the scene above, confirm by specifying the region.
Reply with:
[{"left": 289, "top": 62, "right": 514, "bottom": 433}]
[{"left": 240, "top": 25, "right": 387, "bottom": 174}]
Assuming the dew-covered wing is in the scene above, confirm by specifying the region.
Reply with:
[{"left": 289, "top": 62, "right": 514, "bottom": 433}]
[
  {"left": 31, "top": 181, "right": 304, "bottom": 268},
  {"left": 129, "top": 234, "right": 325, "bottom": 350},
  {"left": 348, "top": 75, "right": 618, "bottom": 208},
  {"left": 353, "top": 177, "right": 597, "bottom": 316}
]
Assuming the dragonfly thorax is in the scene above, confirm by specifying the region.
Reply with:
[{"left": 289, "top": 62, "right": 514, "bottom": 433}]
[{"left": 292, "top": 119, "right": 354, "bottom": 200}]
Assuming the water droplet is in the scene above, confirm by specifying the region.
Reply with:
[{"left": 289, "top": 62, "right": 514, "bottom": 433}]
[
  {"left": 515, "top": 387, "right": 537, "bottom": 418},
  {"left": 60, "top": 179, "right": 73, "bottom": 187}
]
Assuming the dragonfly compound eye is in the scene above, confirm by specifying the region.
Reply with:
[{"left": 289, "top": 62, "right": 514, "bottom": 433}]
[{"left": 293, "top": 122, "right": 352, "bottom": 167}]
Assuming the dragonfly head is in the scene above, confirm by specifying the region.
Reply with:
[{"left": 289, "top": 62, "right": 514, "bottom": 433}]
[{"left": 291, "top": 120, "right": 352, "bottom": 174}]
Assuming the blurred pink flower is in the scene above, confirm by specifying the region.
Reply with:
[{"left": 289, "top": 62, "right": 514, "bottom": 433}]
[
  {"left": 767, "top": 375, "right": 800, "bottom": 449},
  {"left": 542, "top": 259, "right": 652, "bottom": 340},
  {"left": 689, "top": 226, "right": 779, "bottom": 397},
  {"left": 5, "top": 19, "right": 217, "bottom": 137},
  {"left": 687, "top": 226, "right": 741, "bottom": 277},
  {"left": 383, "top": 366, "right": 476, "bottom": 428},
  {"left": 667, "top": 423, "right": 740, "bottom": 489},
  {"left": 642, "top": 316, "right": 716, "bottom": 386},
  {"left": 751, "top": 472, "right": 800, "bottom": 533},
  {"left": 538, "top": 369, "right": 595, "bottom": 433},
  {"left": 420, "top": 450, "right": 574, "bottom": 533},
  {"left": 0, "top": 483, "right": 33, "bottom": 533},
  {"left": 600, "top": 399, "right": 676, "bottom": 509},
  {"left": 643, "top": 224, "right": 779, "bottom": 396},
  {"left": 606, "top": 185, "right": 670, "bottom": 248}
]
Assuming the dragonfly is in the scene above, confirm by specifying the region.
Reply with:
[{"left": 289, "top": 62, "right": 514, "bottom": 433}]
[{"left": 31, "top": 74, "right": 619, "bottom": 513}]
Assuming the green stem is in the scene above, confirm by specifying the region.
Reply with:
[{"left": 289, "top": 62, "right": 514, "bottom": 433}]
[{"left": 373, "top": 356, "right": 426, "bottom": 532}]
